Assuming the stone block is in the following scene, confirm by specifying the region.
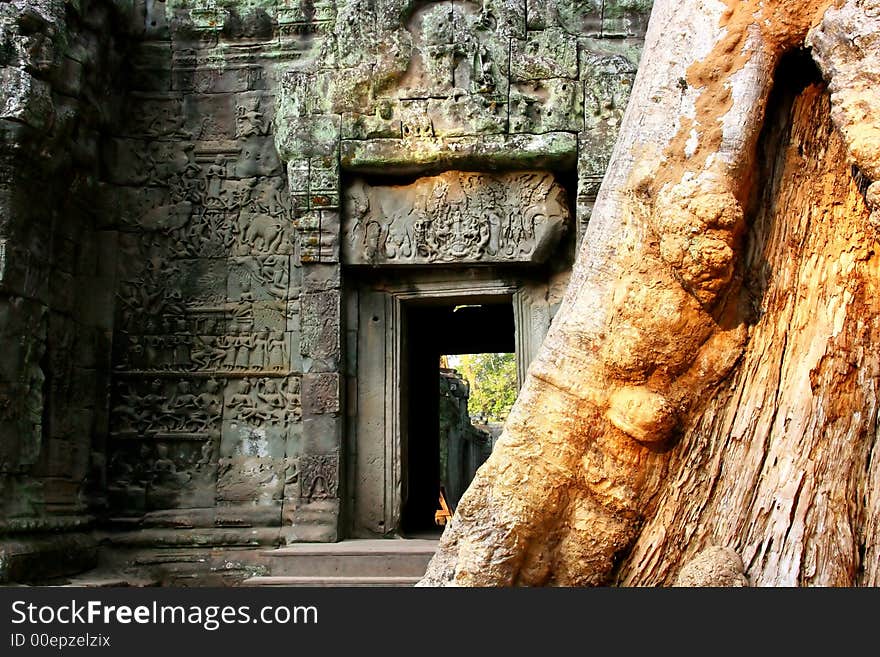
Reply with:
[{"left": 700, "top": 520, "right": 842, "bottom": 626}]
[
  {"left": 175, "top": 257, "right": 228, "bottom": 306},
  {"left": 298, "top": 451, "right": 339, "bottom": 501},
  {"left": 144, "top": 0, "right": 170, "bottom": 38},
  {"left": 77, "top": 276, "right": 116, "bottom": 331},
  {"left": 0, "top": 69, "right": 54, "bottom": 132},
  {"left": 101, "top": 138, "right": 151, "bottom": 185},
  {"left": 227, "top": 301, "right": 288, "bottom": 334},
  {"left": 129, "top": 44, "right": 174, "bottom": 93},
  {"left": 584, "top": 71, "right": 635, "bottom": 132},
  {"left": 0, "top": 297, "right": 45, "bottom": 470},
  {"left": 74, "top": 235, "right": 97, "bottom": 277},
  {"left": 216, "top": 501, "right": 282, "bottom": 527},
  {"left": 302, "top": 373, "right": 341, "bottom": 414},
  {"left": 342, "top": 171, "right": 570, "bottom": 265},
  {"left": 0, "top": 532, "right": 98, "bottom": 584},
  {"left": 309, "top": 156, "right": 339, "bottom": 209},
  {"left": 54, "top": 56, "right": 84, "bottom": 98},
  {"left": 121, "top": 95, "right": 187, "bottom": 140},
  {"left": 75, "top": 327, "right": 100, "bottom": 369},
  {"left": 0, "top": 241, "right": 49, "bottom": 303},
  {"left": 216, "top": 456, "right": 288, "bottom": 503},
  {"left": 510, "top": 78, "right": 583, "bottom": 134},
  {"left": 140, "top": 507, "right": 217, "bottom": 528},
  {"left": 340, "top": 131, "right": 577, "bottom": 174},
  {"left": 399, "top": 100, "right": 435, "bottom": 140},
  {"left": 183, "top": 93, "right": 237, "bottom": 140},
  {"left": 275, "top": 114, "right": 341, "bottom": 161},
  {"left": 485, "top": 0, "right": 526, "bottom": 37},
  {"left": 220, "top": 377, "right": 298, "bottom": 458},
  {"left": 284, "top": 498, "right": 339, "bottom": 542},
  {"left": 228, "top": 255, "right": 291, "bottom": 303},
  {"left": 284, "top": 419, "right": 303, "bottom": 459},
  {"left": 300, "top": 291, "right": 341, "bottom": 362},
  {"left": 286, "top": 297, "right": 301, "bottom": 333},
  {"left": 552, "top": 0, "right": 603, "bottom": 34},
  {"left": 231, "top": 135, "right": 283, "bottom": 178},
  {"left": 143, "top": 441, "right": 218, "bottom": 510},
  {"left": 50, "top": 273, "right": 75, "bottom": 317},
  {"left": 579, "top": 131, "right": 615, "bottom": 184},
  {"left": 345, "top": 331, "right": 358, "bottom": 378},
  {"left": 602, "top": 0, "right": 652, "bottom": 38},
  {"left": 287, "top": 159, "right": 310, "bottom": 196},
  {"left": 288, "top": 329, "right": 303, "bottom": 373},
  {"left": 301, "top": 414, "right": 343, "bottom": 453},
  {"left": 173, "top": 65, "right": 265, "bottom": 95},
  {"left": 427, "top": 95, "right": 507, "bottom": 138},
  {"left": 234, "top": 91, "right": 275, "bottom": 139},
  {"left": 449, "top": 13, "right": 510, "bottom": 95},
  {"left": 341, "top": 110, "right": 402, "bottom": 140},
  {"left": 511, "top": 28, "right": 579, "bottom": 80},
  {"left": 302, "top": 263, "right": 340, "bottom": 293}
]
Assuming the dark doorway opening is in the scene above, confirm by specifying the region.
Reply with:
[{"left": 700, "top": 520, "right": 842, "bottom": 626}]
[{"left": 400, "top": 298, "right": 515, "bottom": 535}]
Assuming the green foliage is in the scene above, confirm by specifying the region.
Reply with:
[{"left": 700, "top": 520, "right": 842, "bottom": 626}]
[{"left": 455, "top": 353, "right": 517, "bottom": 423}]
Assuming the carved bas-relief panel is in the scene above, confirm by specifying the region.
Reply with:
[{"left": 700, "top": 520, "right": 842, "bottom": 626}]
[{"left": 343, "top": 171, "right": 570, "bottom": 266}]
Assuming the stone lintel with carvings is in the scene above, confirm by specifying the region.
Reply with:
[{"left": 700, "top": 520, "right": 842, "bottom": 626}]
[{"left": 342, "top": 171, "right": 571, "bottom": 266}]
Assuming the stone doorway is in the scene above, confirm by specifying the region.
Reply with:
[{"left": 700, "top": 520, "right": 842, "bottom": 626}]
[
  {"left": 347, "top": 271, "right": 555, "bottom": 538},
  {"left": 400, "top": 300, "right": 514, "bottom": 535},
  {"left": 342, "top": 168, "right": 573, "bottom": 539}
]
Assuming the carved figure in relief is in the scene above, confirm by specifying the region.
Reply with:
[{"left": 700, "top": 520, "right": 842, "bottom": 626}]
[
  {"left": 111, "top": 384, "right": 142, "bottom": 433},
  {"left": 169, "top": 380, "right": 198, "bottom": 430},
  {"left": 234, "top": 334, "right": 253, "bottom": 370},
  {"left": 109, "top": 451, "right": 134, "bottom": 485},
  {"left": 474, "top": 44, "right": 495, "bottom": 93},
  {"left": 193, "top": 378, "right": 222, "bottom": 431},
  {"left": 205, "top": 156, "right": 226, "bottom": 204},
  {"left": 266, "top": 333, "right": 287, "bottom": 371},
  {"left": 260, "top": 255, "right": 289, "bottom": 299},
  {"left": 251, "top": 330, "right": 268, "bottom": 368},
  {"left": 239, "top": 206, "right": 285, "bottom": 254},
  {"left": 197, "top": 438, "right": 216, "bottom": 467},
  {"left": 236, "top": 98, "right": 268, "bottom": 138},
  {"left": 219, "top": 335, "right": 237, "bottom": 371},
  {"left": 152, "top": 444, "right": 190, "bottom": 486},
  {"left": 226, "top": 377, "right": 299, "bottom": 427},
  {"left": 343, "top": 172, "right": 569, "bottom": 265},
  {"left": 190, "top": 337, "right": 215, "bottom": 370},
  {"left": 143, "top": 103, "right": 191, "bottom": 140},
  {"left": 257, "top": 377, "right": 286, "bottom": 410},
  {"left": 300, "top": 454, "right": 338, "bottom": 500},
  {"left": 227, "top": 379, "right": 269, "bottom": 424}
]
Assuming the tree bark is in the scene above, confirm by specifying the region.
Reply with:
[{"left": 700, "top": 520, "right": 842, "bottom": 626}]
[{"left": 419, "top": 0, "right": 880, "bottom": 587}]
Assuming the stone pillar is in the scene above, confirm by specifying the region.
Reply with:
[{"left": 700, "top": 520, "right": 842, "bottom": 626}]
[{"left": 280, "top": 84, "right": 344, "bottom": 541}]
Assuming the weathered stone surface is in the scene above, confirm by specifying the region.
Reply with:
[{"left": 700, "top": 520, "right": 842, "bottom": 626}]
[
  {"left": 0, "top": 0, "right": 650, "bottom": 578},
  {"left": 216, "top": 456, "right": 289, "bottom": 504},
  {"left": 340, "top": 131, "right": 578, "bottom": 175},
  {"left": 343, "top": 171, "right": 570, "bottom": 265}
]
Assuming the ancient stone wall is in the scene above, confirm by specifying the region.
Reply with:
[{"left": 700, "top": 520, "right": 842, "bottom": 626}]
[
  {"left": 0, "top": 0, "right": 127, "bottom": 581},
  {"left": 99, "top": 1, "right": 305, "bottom": 554},
  {"left": 1, "top": 0, "right": 651, "bottom": 582}
]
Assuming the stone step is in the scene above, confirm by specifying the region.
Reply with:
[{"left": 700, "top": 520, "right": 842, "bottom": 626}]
[
  {"left": 61, "top": 576, "right": 159, "bottom": 587},
  {"left": 259, "top": 539, "right": 438, "bottom": 578},
  {"left": 242, "top": 575, "right": 421, "bottom": 587}
]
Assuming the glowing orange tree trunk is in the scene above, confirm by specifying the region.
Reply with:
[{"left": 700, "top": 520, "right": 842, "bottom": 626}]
[{"left": 420, "top": 0, "right": 880, "bottom": 586}]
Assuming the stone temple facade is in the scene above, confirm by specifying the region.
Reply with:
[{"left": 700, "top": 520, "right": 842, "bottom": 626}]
[{"left": 0, "top": 0, "right": 650, "bottom": 583}]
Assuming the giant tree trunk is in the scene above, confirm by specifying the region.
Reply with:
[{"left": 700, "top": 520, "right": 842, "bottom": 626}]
[{"left": 419, "top": 0, "right": 880, "bottom": 586}]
